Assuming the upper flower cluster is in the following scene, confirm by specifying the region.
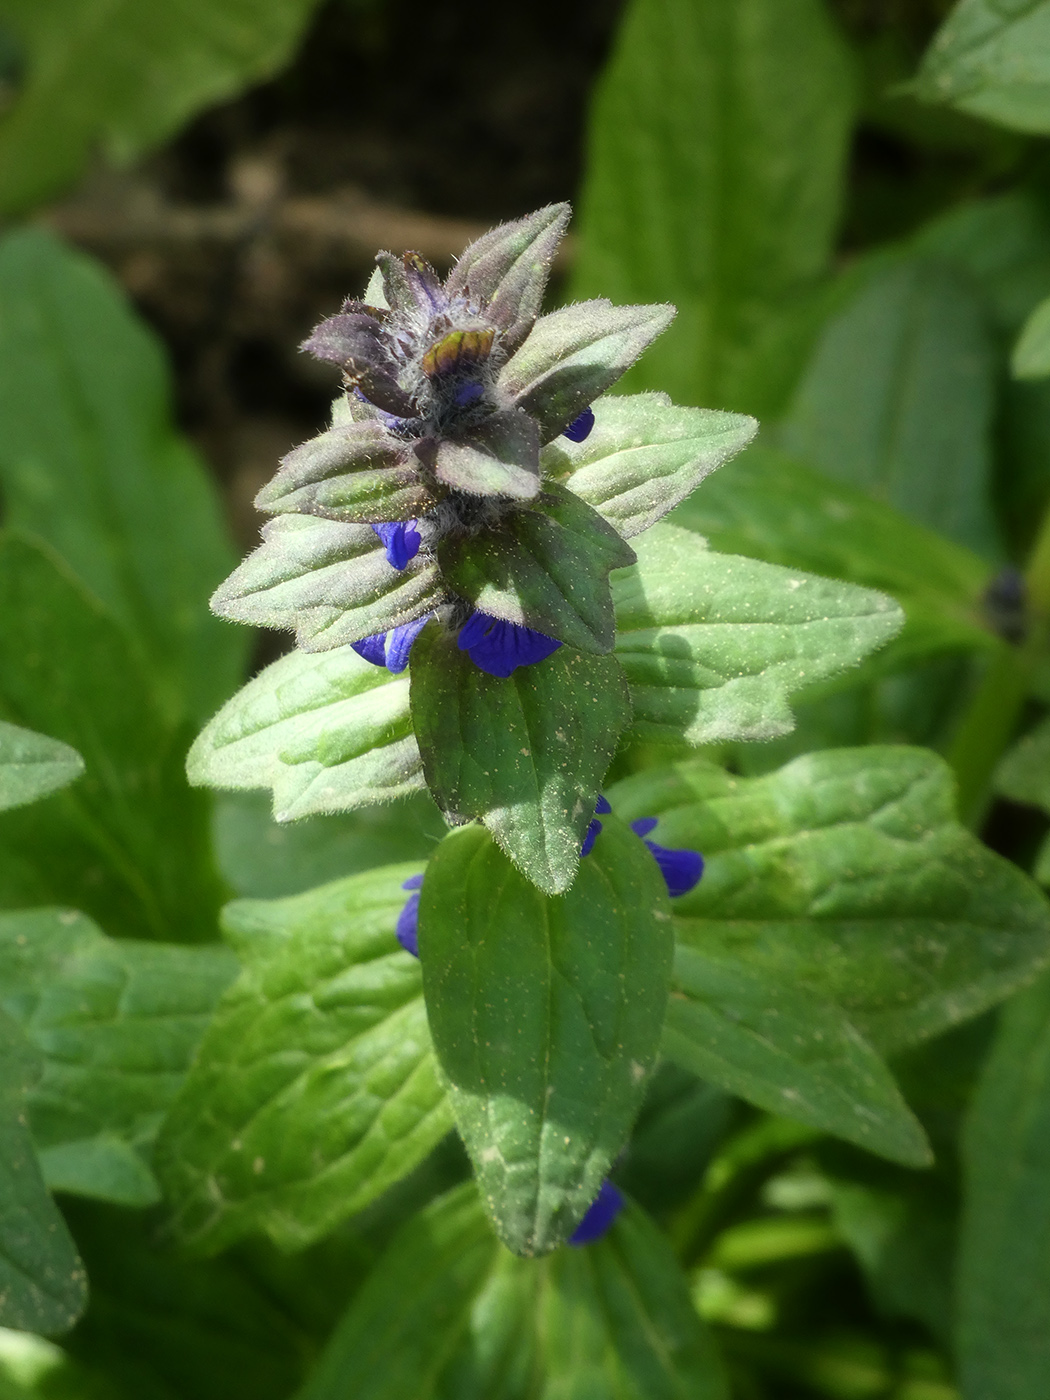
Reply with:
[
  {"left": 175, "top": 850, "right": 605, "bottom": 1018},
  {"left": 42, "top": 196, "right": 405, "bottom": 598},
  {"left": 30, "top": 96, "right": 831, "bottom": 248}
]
[{"left": 209, "top": 205, "right": 675, "bottom": 674}]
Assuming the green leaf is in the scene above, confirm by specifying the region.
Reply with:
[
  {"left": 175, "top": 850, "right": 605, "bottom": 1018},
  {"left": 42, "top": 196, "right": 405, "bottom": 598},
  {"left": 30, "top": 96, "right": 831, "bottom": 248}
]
[
  {"left": 996, "top": 714, "right": 1050, "bottom": 813},
  {"left": 609, "top": 747, "right": 1050, "bottom": 1053},
  {"left": 0, "top": 534, "right": 225, "bottom": 942},
  {"left": 187, "top": 644, "right": 424, "bottom": 822},
  {"left": 570, "top": 0, "right": 855, "bottom": 415},
  {"left": 499, "top": 301, "right": 676, "bottom": 440},
  {"left": 0, "top": 1009, "right": 86, "bottom": 1334},
  {"left": 0, "top": 229, "right": 247, "bottom": 723},
  {"left": 213, "top": 790, "right": 447, "bottom": 900},
  {"left": 957, "top": 970, "right": 1050, "bottom": 1396},
  {"left": 304, "top": 1185, "right": 728, "bottom": 1400},
  {"left": 0, "top": 0, "right": 323, "bottom": 214},
  {"left": 0, "top": 907, "right": 236, "bottom": 1206},
  {"left": 211, "top": 512, "right": 444, "bottom": 652},
  {"left": 670, "top": 445, "right": 994, "bottom": 665},
  {"left": 612, "top": 525, "right": 903, "bottom": 745},
  {"left": 437, "top": 484, "right": 636, "bottom": 654},
  {"left": 439, "top": 1200, "right": 729, "bottom": 1400},
  {"left": 256, "top": 422, "right": 439, "bottom": 524},
  {"left": 661, "top": 951, "right": 931, "bottom": 1167},
  {"left": 915, "top": 0, "right": 1050, "bottom": 136},
  {"left": 410, "top": 626, "right": 631, "bottom": 895},
  {"left": 0, "top": 721, "right": 83, "bottom": 813},
  {"left": 545, "top": 391, "right": 757, "bottom": 539},
  {"left": 1013, "top": 293, "right": 1050, "bottom": 379},
  {"left": 156, "top": 864, "right": 453, "bottom": 1254},
  {"left": 782, "top": 254, "right": 1001, "bottom": 558},
  {"left": 419, "top": 821, "right": 672, "bottom": 1256},
  {"left": 296, "top": 1185, "right": 500, "bottom": 1400}
]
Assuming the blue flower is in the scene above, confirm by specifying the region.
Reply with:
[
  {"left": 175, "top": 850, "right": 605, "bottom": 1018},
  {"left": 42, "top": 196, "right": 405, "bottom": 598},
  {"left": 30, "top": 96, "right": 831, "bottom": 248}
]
[
  {"left": 396, "top": 874, "right": 424, "bottom": 957},
  {"left": 457, "top": 612, "right": 562, "bottom": 678},
  {"left": 563, "top": 406, "right": 595, "bottom": 443},
  {"left": 351, "top": 614, "right": 431, "bottom": 673},
  {"left": 580, "top": 794, "right": 612, "bottom": 857},
  {"left": 581, "top": 798, "right": 704, "bottom": 898},
  {"left": 569, "top": 1179, "right": 624, "bottom": 1246},
  {"left": 630, "top": 818, "right": 704, "bottom": 897},
  {"left": 372, "top": 520, "right": 421, "bottom": 570}
]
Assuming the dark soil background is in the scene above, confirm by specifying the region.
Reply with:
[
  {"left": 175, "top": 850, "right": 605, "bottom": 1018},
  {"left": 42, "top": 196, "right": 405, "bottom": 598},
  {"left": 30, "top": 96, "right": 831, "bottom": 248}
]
[{"left": 40, "top": 0, "right": 990, "bottom": 549}]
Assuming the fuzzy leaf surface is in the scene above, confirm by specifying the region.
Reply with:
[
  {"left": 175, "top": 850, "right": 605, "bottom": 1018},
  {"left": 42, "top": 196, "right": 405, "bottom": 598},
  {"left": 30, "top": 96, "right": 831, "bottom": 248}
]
[
  {"left": 610, "top": 747, "right": 1050, "bottom": 1053},
  {"left": 0, "top": 1009, "right": 86, "bottom": 1333},
  {"left": 662, "top": 951, "right": 931, "bottom": 1167},
  {"left": 547, "top": 391, "right": 757, "bottom": 538},
  {"left": 915, "top": 0, "right": 1050, "bottom": 135},
  {"left": 410, "top": 626, "right": 631, "bottom": 895},
  {"left": 437, "top": 483, "right": 636, "bottom": 654},
  {"left": 0, "top": 0, "right": 323, "bottom": 214},
  {"left": 499, "top": 300, "right": 675, "bottom": 440},
  {"left": 671, "top": 445, "right": 994, "bottom": 666},
  {"left": 445, "top": 204, "right": 570, "bottom": 352},
  {"left": 783, "top": 255, "right": 1000, "bottom": 557},
  {"left": 256, "top": 422, "right": 435, "bottom": 525},
  {"left": 211, "top": 512, "right": 444, "bottom": 652},
  {"left": 188, "top": 644, "right": 424, "bottom": 822},
  {"left": 0, "top": 229, "right": 247, "bottom": 723},
  {"left": 957, "top": 970, "right": 1050, "bottom": 1397},
  {"left": 0, "top": 907, "right": 235, "bottom": 1207},
  {"left": 156, "top": 864, "right": 452, "bottom": 1254},
  {"left": 570, "top": 0, "right": 855, "bottom": 415},
  {"left": 0, "top": 534, "right": 225, "bottom": 941},
  {"left": 419, "top": 822, "right": 672, "bottom": 1256},
  {"left": 0, "top": 721, "right": 83, "bottom": 813},
  {"left": 612, "top": 525, "right": 903, "bottom": 745}
]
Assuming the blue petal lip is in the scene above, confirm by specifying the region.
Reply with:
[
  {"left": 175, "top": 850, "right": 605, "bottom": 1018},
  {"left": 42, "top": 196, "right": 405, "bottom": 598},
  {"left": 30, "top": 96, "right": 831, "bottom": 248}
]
[
  {"left": 457, "top": 612, "right": 562, "bottom": 678},
  {"left": 595, "top": 794, "right": 612, "bottom": 815},
  {"left": 563, "top": 406, "right": 595, "bottom": 443},
  {"left": 630, "top": 816, "right": 658, "bottom": 839},
  {"left": 396, "top": 890, "right": 421, "bottom": 957},
  {"left": 581, "top": 818, "right": 602, "bottom": 858},
  {"left": 569, "top": 1179, "right": 624, "bottom": 1245},
  {"left": 351, "top": 632, "right": 388, "bottom": 667},
  {"left": 646, "top": 841, "right": 704, "bottom": 898},
  {"left": 372, "top": 520, "right": 421, "bottom": 571}
]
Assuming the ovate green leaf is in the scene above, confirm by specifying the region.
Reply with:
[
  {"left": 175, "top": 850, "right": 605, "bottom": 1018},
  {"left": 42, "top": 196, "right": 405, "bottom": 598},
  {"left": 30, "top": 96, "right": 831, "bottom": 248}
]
[
  {"left": 410, "top": 626, "right": 631, "bottom": 895},
  {"left": 188, "top": 644, "right": 424, "bottom": 822},
  {"left": 1013, "top": 292, "right": 1050, "bottom": 379},
  {"left": 156, "top": 864, "right": 452, "bottom": 1254},
  {"left": 296, "top": 1185, "right": 500, "bottom": 1400},
  {"left": 0, "top": 534, "right": 224, "bottom": 941},
  {"left": 436, "top": 484, "right": 636, "bottom": 655},
  {"left": 211, "top": 513, "right": 444, "bottom": 652},
  {"left": 0, "top": 721, "right": 82, "bottom": 813},
  {"left": 915, "top": 0, "right": 1050, "bottom": 136},
  {"left": 0, "top": 0, "right": 324, "bottom": 214},
  {"left": 782, "top": 254, "right": 1000, "bottom": 557},
  {"left": 613, "top": 525, "right": 903, "bottom": 745},
  {"left": 571, "top": 0, "right": 855, "bottom": 414},
  {"left": 0, "top": 907, "right": 236, "bottom": 1206},
  {"left": 610, "top": 747, "right": 1050, "bottom": 1052},
  {"left": 671, "top": 445, "right": 994, "bottom": 665},
  {"left": 662, "top": 951, "right": 931, "bottom": 1167},
  {"left": 0, "top": 230, "right": 247, "bottom": 723},
  {"left": 957, "top": 971, "right": 1050, "bottom": 1397},
  {"left": 419, "top": 821, "right": 672, "bottom": 1256},
  {"left": 546, "top": 391, "right": 757, "bottom": 539},
  {"left": 0, "top": 1010, "right": 85, "bottom": 1333}
]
